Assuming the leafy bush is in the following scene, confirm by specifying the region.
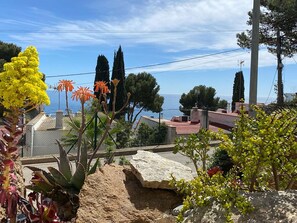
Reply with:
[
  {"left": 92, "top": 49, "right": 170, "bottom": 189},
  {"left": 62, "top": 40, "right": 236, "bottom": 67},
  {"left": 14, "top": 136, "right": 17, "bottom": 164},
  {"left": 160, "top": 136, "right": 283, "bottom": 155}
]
[
  {"left": 172, "top": 128, "right": 253, "bottom": 222},
  {"left": 209, "top": 148, "right": 233, "bottom": 175},
  {"left": 174, "top": 129, "right": 217, "bottom": 172},
  {"left": 172, "top": 107, "right": 297, "bottom": 222},
  {"left": 218, "top": 107, "right": 297, "bottom": 191},
  {"left": 132, "top": 122, "right": 167, "bottom": 147},
  {"left": 171, "top": 170, "right": 254, "bottom": 223}
]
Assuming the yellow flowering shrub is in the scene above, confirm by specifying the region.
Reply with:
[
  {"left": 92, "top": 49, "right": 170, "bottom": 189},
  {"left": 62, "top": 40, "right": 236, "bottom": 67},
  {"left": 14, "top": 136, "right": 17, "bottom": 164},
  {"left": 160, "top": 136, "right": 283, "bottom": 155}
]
[{"left": 0, "top": 46, "right": 50, "bottom": 110}]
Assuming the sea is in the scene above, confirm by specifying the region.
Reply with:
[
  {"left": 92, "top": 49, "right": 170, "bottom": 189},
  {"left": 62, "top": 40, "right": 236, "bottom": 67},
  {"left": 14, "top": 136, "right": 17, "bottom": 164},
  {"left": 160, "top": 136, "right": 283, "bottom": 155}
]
[{"left": 44, "top": 90, "right": 276, "bottom": 120}]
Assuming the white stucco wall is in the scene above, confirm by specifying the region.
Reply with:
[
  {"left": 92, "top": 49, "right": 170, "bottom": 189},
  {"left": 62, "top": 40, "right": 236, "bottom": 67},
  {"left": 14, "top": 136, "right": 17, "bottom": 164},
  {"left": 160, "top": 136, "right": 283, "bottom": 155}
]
[
  {"left": 208, "top": 111, "right": 238, "bottom": 128},
  {"left": 32, "top": 129, "right": 69, "bottom": 156}
]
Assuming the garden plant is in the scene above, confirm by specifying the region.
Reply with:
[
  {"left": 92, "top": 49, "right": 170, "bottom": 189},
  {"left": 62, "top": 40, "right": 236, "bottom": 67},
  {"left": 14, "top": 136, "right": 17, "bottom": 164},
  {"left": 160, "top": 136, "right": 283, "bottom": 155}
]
[
  {"left": 27, "top": 78, "right": 130, "bottom": 221},
  {"left": 172, "top": 107, "right": 297, "bottom": 223},
  {"left": 0, "top": 46, "right": 53, "bottom": 222},
  {"left": 0, "top": 45, "right": 130, "bottom": 222}
]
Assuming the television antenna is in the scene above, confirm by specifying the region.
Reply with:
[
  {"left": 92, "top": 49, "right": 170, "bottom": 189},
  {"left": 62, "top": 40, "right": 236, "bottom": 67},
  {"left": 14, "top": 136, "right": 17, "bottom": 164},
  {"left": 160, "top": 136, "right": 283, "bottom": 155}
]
[
  {"left": 238, "top": 60, "right": 244, "bottom": 71},
  {"left": 49, "top": 84, "right": 61, "bottom": 110}
]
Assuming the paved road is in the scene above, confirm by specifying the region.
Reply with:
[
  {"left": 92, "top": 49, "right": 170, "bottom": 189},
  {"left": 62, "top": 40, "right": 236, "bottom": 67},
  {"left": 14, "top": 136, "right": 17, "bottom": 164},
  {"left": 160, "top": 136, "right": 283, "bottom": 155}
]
[{"left": 22, "top": 151, "right": 197, "bottom": 185}]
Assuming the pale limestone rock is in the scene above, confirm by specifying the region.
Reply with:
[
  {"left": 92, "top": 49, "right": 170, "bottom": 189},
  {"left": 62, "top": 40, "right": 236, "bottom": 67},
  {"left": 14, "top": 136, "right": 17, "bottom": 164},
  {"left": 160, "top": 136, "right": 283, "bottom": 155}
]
[
  {"left": 130, "top": 150, "right": 194, "bottom": 189},
  {"left": 183, "top": 190, "right": 297, "bottom": 223}
]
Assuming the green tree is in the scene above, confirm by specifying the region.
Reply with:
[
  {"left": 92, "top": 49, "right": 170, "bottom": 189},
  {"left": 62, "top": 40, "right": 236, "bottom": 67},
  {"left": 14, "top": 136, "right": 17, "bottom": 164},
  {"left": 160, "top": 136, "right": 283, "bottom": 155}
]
[
  {"left": 125, "top": 72, "right": 164, "bottom": 123},
  {"left": 132, "top": 122, "right": 167, "bottom": 147},
  {"left": 109, "top": 46, "right": 126, "bottom": 118},
  {"left": 0, "top": 41, "right": 21, "bottom": 72},
  {"left": 179, "top": 85, "right": 222, "bottom": 115},
  {"left": 94, "top": 55, "right": 110, "bottom": 98},
  {"left": 218, "top": 99, "right": 228, "bottom": 110},
  {"left": 237, "top": 0, "right": 297, "bottom": 105},
  {"left": 231, "top": 71, "right": 245, "bottom": 112}
]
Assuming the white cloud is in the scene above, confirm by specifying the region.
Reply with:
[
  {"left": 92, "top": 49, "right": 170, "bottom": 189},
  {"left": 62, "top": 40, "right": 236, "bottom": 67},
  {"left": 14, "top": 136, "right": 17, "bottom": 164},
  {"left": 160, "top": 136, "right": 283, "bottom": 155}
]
[
  {"left": 10, "top": 0, "right": 253, "bottom": 51},
  {"left": 128, "top": 49, "right": 296, "bottom": 73}
]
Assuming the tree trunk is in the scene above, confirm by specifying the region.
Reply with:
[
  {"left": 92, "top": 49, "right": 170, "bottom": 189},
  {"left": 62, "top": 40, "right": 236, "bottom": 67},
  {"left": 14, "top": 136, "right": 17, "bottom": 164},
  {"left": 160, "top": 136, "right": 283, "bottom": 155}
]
[{"left": 276, "top": 28, "right": 284, "bottom": 105}]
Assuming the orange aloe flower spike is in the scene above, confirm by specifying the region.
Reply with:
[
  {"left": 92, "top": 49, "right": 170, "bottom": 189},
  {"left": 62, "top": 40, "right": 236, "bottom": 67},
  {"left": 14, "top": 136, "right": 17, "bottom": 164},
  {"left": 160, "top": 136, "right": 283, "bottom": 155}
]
[
  {"left": 94, "top": 81, "right": 109, "bottom": 94},
  {"left": 57, "top": 80, "right": 75, "bottom": 92},
  {"left": 71, "top": 87, "right": 94, "bottom": 104}
]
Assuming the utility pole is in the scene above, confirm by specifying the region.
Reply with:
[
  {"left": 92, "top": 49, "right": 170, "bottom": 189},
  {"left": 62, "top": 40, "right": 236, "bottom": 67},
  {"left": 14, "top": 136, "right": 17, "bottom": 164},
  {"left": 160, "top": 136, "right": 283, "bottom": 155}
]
[{"left": 249, "top": 0, "right": 260, "bottom": 117}]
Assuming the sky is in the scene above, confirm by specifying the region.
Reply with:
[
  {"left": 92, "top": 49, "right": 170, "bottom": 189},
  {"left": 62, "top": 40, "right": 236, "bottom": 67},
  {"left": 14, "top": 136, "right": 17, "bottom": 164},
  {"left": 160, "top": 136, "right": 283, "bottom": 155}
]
[{"left": 1, "top": 0, "right": 297, "bottom": 103}]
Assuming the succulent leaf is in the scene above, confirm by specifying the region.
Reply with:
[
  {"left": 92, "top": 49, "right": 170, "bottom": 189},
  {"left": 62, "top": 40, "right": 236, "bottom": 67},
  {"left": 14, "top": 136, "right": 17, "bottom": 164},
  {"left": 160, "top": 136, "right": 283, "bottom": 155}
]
[
  {"left": 48, "top": 167, "right": 71, "bottom": 188},
  {"left": 88, "top": 158, "right": 100, "bottom": 175},
  {"left": 56, "top": 140, "right": 72, "bottom": 181},
  {"left": 79, "top": 141, "right": 88, "bottom": 170},
  {"left": 70, "top": 163, "right": 86, "bottom": 191},
  {"left": 26, "top": 166, "right": 56, "bottom": 185}
]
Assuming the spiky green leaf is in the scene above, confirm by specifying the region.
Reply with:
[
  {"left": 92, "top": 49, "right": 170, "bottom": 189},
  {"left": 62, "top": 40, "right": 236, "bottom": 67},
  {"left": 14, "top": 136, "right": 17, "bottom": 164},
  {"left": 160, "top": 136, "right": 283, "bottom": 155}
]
[
  {"left": 88, "top": 158, "right": 100, "bottom": 175},
  {"left": 79, "top": 141, "right": 88, "bottom": 170},
  {"left": 70, "top": 163, "right": 86, "bottom": 190},
  {"left": 56, "top": 140, "right": 73, "bottom": 181},
  {"left": 48, "top": 167, "right": 71, "bottom": 188},
  {"left": 26, "top": 166, "right": 56, "bottom": 185}
]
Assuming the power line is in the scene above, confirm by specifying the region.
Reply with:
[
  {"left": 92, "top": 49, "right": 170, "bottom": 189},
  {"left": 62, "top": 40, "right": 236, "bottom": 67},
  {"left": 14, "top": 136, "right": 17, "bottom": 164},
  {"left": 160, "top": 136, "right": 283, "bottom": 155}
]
[
  {"left": 46, "top": 48, "right": 245, "bottom": 78},
  {"left": 265, "top": 68, "right": 277, "bottom": 104}
]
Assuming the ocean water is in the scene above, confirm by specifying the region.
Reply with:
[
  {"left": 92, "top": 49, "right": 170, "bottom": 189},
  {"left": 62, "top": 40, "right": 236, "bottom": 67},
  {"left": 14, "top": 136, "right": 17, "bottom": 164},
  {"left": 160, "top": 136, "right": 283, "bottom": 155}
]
[
  {"left": 44, "top": 91, "right": 183, "bottom": 120},
  {"left": 44, "top": 90, "right": 276, "bottom": 120}
]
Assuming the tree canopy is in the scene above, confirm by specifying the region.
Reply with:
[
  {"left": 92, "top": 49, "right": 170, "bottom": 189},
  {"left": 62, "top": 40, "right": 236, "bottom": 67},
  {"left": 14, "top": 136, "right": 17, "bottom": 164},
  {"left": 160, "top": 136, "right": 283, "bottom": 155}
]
[
  {"left": 94, "top": 55, "right": 110, "bottom": 98},
  {"left": 237, "top": 0, "right": 297, "bottom": 105},
  {"left": 232, "top": 71, "right": 245, "bottom": 112},
  {"left": 125, "top": 72, "right": 164, "bottom": 123},
  {"left": 0, "top": 41, "right": 21, "bottom": 72},
  {"left": 109, "top": 46, "right": 126, "bottom": 118},
  {"left": 179, "top": 85, "right": 221, "bottom": 115}
]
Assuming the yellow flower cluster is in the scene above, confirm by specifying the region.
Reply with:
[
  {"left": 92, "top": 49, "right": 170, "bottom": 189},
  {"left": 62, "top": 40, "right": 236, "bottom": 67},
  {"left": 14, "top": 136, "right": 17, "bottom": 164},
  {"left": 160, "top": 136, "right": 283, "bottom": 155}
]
[{"left": 0, "top": 46, "right": 50, "bottom": 110}]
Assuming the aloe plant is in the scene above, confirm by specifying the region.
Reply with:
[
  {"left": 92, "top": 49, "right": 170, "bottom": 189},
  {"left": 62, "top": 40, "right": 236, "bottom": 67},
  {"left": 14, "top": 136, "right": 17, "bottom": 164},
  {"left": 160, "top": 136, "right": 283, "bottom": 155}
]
[
  {"left": 26, "top": 141, "right": 99, "bottom": 221},
  {"left": 27, "top": 79, "right": 130, "bottom": 221}
]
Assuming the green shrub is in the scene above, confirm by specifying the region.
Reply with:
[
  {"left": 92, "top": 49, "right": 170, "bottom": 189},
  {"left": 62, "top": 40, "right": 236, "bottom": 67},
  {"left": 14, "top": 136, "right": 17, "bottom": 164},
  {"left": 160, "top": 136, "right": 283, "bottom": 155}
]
[
  {"left": 132, "top": 122, "right": 167, "bottom": 146},
  {"left": 218, "top": 107, "right": 297, "bottom": 191},
  {"left": 174, "top": 129, "right": 217, "bottom": 172},
  {"left": 209, "top": 148, "right": 233, "bottom": 175}
]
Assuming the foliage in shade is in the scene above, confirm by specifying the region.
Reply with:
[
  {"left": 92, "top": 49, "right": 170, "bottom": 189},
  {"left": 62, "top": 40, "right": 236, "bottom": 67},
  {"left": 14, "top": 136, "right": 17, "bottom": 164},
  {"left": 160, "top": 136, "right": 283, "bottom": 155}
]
[
  {"left": 131, "top": 122, "right": 167, "bottom": 147},
  {"left": 0, "top": 41, "right": 21, "bottom": 72},
  {"left": 109, "top": 46, "right": 126, "bottom": 118},
  {"left": 232, "top": 71, "right": 245, "bottom": 112},
  {"left": 125, "top": 72, "right": 164, "bottom": 123},
  {"left": 94, "top": 55, "right": 110, "bottom": 98}
]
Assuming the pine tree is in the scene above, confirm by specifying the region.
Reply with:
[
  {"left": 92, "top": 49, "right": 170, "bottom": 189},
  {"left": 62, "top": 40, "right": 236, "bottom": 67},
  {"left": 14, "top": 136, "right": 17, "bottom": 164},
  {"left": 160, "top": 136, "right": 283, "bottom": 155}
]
[
  {"left": 237, "top": 0, "right": 297, "bottom": 105},
  {"left": 109, "top": 46, "right": 126, "bottom": 118},
  {"left": 94, "top": 55, "right": 110, "bottom": 98},
  {"left": 232, "top": 71, "right": 245, "bottom": 112}
]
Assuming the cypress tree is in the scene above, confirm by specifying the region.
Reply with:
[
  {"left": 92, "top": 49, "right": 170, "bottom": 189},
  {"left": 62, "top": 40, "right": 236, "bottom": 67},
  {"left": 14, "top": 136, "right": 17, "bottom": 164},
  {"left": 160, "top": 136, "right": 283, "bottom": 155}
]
[
  {"left": 94, "top": 55, "right": 110, "bottom": 98},
  {"left": 109, "top": 46, "right": 126, "bottom": 118},
  {"left": 232, "top": 71, "right": 245, "bottom": 112}
]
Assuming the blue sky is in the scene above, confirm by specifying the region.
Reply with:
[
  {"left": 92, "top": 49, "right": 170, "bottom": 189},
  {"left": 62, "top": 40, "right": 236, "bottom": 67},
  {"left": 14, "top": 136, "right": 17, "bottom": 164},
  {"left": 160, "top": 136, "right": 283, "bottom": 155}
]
[{"left": 1, "top": 0, "right": 296, "bottom": 103}]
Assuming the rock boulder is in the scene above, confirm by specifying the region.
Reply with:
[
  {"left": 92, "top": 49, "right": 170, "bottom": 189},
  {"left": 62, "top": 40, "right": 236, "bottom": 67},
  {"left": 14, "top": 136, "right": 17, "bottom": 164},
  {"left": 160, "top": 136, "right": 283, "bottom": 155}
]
[{"left": 130, "top": 150, "right": 194, "bottom": 189}]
